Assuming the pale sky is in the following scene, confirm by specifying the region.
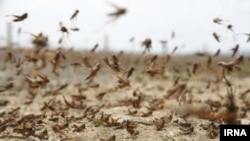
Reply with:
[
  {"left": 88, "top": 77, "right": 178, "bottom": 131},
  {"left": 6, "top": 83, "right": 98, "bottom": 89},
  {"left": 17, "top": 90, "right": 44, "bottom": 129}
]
[{"left": 0, "top": 0, "right": 250, "bottom": 54}]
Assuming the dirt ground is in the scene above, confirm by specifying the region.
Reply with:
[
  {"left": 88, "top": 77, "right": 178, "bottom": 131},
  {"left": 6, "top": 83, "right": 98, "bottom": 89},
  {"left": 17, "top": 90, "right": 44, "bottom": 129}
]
[{"left": 0, "top": 47, "right": 249, "bottom": 141}]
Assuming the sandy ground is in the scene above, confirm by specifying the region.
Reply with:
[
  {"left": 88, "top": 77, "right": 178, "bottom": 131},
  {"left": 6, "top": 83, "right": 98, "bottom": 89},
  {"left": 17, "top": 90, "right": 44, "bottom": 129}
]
[{"left": 0, "top": 48, "right": 249, "bottom": 141}]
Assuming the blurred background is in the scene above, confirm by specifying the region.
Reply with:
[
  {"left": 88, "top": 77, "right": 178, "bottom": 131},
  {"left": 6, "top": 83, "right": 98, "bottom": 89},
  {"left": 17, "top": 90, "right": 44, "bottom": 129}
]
[{"left": 0, "top": 0, "right": 250, "bottom": 55}]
